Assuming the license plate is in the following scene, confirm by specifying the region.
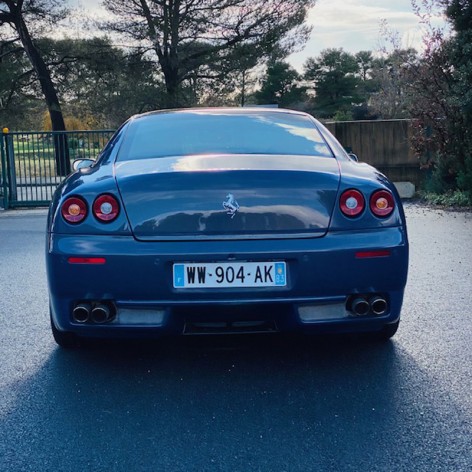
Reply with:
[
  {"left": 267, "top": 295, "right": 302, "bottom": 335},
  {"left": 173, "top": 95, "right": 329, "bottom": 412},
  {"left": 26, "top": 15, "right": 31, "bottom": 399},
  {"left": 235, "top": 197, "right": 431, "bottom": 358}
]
[{"left": 173, "top": 261, "right": 286, "bottom": 288}]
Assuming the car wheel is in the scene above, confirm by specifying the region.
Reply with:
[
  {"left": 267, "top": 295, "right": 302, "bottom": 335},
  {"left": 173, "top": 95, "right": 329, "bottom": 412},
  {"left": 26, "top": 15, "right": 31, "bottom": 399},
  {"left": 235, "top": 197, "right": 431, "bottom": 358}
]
[
  {"left": 369, "top": 320, "right": 400, "bottom": 341},
  {"left": 50, "top": 312, "right": 80, "bottom": 348}
]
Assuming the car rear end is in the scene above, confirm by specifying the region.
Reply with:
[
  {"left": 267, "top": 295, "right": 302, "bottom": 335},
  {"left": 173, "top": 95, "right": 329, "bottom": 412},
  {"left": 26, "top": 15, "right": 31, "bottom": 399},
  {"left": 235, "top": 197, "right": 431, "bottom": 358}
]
[{"left": 47, "top": 109, "right": 408, "bottom": 341}]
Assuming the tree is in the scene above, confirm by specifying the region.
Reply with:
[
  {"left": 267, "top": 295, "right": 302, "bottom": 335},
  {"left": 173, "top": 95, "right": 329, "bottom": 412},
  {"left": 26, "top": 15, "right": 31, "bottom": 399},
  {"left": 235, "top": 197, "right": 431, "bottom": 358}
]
[
  {"left": 102, "top": 0, "right": 316, "bottom": 107},
  {"left": 254, "top": 60, "right": 307, "bottom": 108},
  {"left": 443, "top": 0, "right": 472, "bottom": 196},
  {"left": 0, "top": 39, "right": 39, "bottom": 129},
  {"left": 0, "top": 0, "right": 70, "bottom": 174},
  {"left": 402, "top": 0, "right": 472, "bottom": 198},
  {"left": 368, "top": 48, "right": 418, "bottom": 119},
  {"left": 222, "top": 43, "right": 261, "bottom": 107},
  {"left": 0, "top": 34, "right": 173, "bottom": 129},
  {"left": 37, "top": 37, "right": 167, "bottom": 128},
  {"left": 304, "top": 48, "right": 362, "bottom": 119},
  {"left": 350, "top": 51, "right": 380, "bottom": 120},
  {"left": 355, "top": 51, "right": 374, "bottom": 82}
]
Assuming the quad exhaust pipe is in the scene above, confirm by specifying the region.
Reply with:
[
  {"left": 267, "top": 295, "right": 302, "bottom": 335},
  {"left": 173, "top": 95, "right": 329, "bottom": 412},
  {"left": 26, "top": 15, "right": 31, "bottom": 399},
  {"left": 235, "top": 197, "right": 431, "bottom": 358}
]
[
  {"left": 351, "top": 297, "right": 370, "bottom": 316},
  {"left": 72, "top": 302, "right": 91, "bottom": 323},
  {"left": 349, "top": 295, "right": 388, "bottom": 316},
  {"left": 72, "top": 301, "right": 115, "bottom": 324},
  {"left": 90, "top": 304, "right": 111, "bottom": 324},
  {"left": 370, "top": 296, "right": 388, "bottom": 316}
]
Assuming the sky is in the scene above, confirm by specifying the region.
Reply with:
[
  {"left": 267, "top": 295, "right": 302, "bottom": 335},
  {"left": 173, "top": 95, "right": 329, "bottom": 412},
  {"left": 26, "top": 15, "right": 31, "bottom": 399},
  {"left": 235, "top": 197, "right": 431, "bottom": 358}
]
[
  {"left": 288, "top": 0, "right": 446, "bottom": 70},
  {"left": 72, "top": 0, "right": 447, "bottom": 71}
]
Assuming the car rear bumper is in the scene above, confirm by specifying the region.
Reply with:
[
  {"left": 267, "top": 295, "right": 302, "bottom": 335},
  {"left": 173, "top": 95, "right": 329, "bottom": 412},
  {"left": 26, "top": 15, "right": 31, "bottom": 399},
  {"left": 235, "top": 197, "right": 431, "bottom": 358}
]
[{"left": 47, "top": 226, "right": 408, "bottom": 338}]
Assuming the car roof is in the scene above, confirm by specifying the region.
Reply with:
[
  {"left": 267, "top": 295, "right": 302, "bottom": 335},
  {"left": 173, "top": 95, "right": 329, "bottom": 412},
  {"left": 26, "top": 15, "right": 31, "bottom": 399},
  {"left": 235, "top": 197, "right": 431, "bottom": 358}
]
[{"left": 130, "top": 107, "right": 310, "bottom": 122}]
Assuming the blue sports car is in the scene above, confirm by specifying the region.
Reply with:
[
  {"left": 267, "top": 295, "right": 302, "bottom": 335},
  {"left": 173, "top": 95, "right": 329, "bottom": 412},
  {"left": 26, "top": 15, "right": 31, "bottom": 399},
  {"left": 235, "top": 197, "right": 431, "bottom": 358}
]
[{"left": 46, "top": 108, "right": 408, "bottom": 347}]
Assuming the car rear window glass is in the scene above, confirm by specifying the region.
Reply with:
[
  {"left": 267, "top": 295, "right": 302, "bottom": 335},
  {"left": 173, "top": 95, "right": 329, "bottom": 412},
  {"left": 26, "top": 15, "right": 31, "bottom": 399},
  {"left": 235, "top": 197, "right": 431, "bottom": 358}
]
[{"left": 117, "top": 111, "right": 334, "bottom": 160}]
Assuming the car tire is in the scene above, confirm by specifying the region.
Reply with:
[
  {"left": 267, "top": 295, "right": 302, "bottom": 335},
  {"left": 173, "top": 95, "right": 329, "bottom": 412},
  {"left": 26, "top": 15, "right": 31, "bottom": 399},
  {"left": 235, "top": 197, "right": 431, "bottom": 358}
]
[
  {"left": 369, "top": 320, "right": 400, "bottom": 341},
  {"left": 50, "top": 312, "right": 80, "bottom": 348}
]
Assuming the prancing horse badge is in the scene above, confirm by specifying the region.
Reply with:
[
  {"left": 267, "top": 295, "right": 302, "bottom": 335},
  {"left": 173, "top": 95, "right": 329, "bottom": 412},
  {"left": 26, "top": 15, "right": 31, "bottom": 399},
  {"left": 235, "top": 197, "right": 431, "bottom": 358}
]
[{"left": 222, "top": 193, "right": 239, "bottom": 219}]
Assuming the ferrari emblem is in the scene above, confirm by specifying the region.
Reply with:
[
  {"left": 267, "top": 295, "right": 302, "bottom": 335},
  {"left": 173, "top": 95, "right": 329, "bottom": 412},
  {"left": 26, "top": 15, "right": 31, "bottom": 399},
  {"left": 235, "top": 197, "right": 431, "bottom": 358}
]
[{"left": 223, "top": 193, "right": 239, "bottom": 219}]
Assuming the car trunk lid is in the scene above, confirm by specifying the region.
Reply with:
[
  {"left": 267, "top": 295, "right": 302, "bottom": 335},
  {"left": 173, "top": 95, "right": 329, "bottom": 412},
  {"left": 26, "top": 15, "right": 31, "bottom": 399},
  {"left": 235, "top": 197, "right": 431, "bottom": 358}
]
[{"left": 114, "top": 154, "right": 340, "bottom": 241}]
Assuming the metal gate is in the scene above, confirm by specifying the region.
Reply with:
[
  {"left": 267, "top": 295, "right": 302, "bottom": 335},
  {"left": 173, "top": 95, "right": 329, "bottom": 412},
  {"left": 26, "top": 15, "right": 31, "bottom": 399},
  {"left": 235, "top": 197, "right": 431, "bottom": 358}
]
[{"left": 0, "top": 129, "right": 114, "bottom": 209}]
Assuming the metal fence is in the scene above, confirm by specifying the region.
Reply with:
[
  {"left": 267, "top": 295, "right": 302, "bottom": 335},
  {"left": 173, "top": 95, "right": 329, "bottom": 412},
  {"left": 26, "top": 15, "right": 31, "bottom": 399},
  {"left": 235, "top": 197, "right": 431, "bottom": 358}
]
[
  {"left": 0, "top": 120, "right": 424, "bottom": 210},
  {"left": 0, "top": 129, "right": 115, "bottom": 209}
]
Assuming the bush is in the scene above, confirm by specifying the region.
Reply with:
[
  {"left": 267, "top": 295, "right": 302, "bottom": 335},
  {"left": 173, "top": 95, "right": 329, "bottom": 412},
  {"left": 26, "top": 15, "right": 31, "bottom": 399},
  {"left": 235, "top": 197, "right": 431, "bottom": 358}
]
[
  {"left": 457, "top": 153, "right": 472, "bottom": 200},
  {"left": 421, "top": 190, "right": 472, "bottom": 207},
  {"left": 422, "top": 152, "right": 459, "bottom": 195}
]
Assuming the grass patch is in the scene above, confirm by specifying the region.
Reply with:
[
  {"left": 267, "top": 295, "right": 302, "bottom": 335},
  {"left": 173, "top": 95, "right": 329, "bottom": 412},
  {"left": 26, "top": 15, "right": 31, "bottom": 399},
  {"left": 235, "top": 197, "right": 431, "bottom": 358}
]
[{"left": 420, "top": 190, "right": 472, "bottom": 208}]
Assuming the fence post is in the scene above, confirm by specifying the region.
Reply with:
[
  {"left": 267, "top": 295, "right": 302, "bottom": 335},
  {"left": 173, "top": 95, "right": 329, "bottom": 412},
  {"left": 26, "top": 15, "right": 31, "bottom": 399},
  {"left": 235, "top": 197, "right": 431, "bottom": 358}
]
[
  {"left": 1, "top": 128, "right": 10, "bottom": 210},
  {"left": 4, "top": 130, "right": 17, "bottom": 204}
]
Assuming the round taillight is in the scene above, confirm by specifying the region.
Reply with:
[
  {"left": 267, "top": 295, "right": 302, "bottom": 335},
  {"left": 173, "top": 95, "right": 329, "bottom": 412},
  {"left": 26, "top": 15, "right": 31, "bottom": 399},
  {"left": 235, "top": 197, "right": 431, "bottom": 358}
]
[
  {"left": 61, "top": 197, "right": 87, "bottom": 224},
  {"left": 93, "top": 194, "right": 120, "bottom": 222},
  {"left": 340, "top": 189, "right": 365, "bottom": 217},
  {"left": 370, "top": 190, "right": 395, "bottom": 217}
]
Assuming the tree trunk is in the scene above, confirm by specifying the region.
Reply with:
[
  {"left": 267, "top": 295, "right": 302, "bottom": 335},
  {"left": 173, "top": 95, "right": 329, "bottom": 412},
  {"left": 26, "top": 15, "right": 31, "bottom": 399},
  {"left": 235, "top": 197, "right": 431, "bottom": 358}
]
[
  {"left": 160, "top": 55, "right": 185, "bottom": 108},
  {"left": 16, "top": 16, "right": 70, "bottom": 175},
  {"left": 241, "top": 69, "right": 247, "bottom": 107}
]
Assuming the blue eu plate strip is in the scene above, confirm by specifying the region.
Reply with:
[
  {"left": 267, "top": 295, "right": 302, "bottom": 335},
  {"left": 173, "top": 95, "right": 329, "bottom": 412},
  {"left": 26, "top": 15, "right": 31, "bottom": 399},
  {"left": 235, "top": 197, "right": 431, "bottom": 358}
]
[
  {"left": 274, "top": 262, "right": 286, "bottom": 286},
  {"left": 174, "top": 264, "right": 185, "bottom": 287}
]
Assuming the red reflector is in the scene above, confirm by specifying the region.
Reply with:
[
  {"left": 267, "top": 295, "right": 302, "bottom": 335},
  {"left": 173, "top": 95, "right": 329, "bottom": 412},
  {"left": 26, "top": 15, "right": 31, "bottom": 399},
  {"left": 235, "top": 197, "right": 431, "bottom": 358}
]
[
  {"left": 68, "top": 257, "right": 106, "bottom": 264},
  {"left": 355, "top": 250, "right": 391, "bottom": 259}
]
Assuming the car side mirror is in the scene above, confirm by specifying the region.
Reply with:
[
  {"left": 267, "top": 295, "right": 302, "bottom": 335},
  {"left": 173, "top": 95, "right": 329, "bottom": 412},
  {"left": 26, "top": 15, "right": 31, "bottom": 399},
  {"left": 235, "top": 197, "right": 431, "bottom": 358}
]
[
  {"left": 73, "top": 158, "right": 95, "bottom": 171},
  {"left": 348, "top": 153, "right": 359, "bottom": 162}
]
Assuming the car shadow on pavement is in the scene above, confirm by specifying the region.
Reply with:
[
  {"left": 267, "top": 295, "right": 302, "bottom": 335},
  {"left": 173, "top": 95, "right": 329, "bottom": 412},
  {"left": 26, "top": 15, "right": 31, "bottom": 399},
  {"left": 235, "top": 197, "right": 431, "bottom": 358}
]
[{"left": 2, "top": 333, "right": 470, "bottom": 471}]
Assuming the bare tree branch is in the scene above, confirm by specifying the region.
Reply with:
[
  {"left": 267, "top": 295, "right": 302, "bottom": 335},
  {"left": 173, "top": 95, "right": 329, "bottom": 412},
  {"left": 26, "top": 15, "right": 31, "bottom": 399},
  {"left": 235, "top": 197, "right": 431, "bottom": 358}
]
[{"left": 102, "top": 0, "right": 315, "bottom": 106}]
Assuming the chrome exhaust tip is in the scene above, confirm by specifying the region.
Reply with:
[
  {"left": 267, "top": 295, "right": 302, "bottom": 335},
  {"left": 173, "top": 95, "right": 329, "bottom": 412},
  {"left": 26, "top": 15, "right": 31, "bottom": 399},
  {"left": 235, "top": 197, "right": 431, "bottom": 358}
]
[
  {"left": 371, "top": 297, "right": 388, "bottom": 315},
  {"left": 73, "top": 303, "right": 91, "bottom": 323},
  {"left": 351, "top": 297, "right": 370, "bottom": 316},
  {"left": 91, "top": 304, "right": 111, "bottom": 324}
]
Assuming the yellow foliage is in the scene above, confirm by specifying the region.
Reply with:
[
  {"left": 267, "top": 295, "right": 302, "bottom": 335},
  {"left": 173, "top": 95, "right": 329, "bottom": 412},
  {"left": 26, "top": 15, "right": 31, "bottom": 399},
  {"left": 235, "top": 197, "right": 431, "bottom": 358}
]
[{"left": 42, "top": 111, "right": 102, "bottom": 131}]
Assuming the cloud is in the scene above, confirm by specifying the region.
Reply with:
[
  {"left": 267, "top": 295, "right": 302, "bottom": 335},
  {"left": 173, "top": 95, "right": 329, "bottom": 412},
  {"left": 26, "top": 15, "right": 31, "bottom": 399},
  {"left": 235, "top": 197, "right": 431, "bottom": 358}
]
[
  {"left": 66, "top": 0, "right": 446, "bottom": 71},
  {"left": 289, "top": 0, "right": 446, "bottom": 70}
]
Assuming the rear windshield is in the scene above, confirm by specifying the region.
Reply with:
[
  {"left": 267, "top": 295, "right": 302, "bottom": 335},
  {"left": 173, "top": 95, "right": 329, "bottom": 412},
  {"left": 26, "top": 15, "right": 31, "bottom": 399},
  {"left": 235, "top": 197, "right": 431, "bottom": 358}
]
[{"left": 117, "top": 111, "right": 334, "bottom": 160}]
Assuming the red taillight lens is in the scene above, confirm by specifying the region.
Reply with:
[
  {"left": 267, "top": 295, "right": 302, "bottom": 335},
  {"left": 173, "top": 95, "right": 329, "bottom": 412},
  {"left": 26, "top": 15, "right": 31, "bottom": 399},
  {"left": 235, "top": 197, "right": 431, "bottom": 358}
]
[
  {"left": 340, "top": 189, "right": 365, "bottom": 217},
  {"left": 61, "top": 197, "right": 87, "bottom": 224},
  {"left": 370, "top": 190, "right": 395, "bottom": 217},
  {"left": 93, "top": 194, "right": 120, "bottom": 222}
]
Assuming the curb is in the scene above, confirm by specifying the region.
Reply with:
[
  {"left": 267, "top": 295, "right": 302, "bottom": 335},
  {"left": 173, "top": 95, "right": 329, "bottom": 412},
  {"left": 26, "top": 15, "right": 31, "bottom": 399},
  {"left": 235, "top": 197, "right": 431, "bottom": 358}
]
[{"left": 0, "top": 208, "right": 48, "bottom": 217}]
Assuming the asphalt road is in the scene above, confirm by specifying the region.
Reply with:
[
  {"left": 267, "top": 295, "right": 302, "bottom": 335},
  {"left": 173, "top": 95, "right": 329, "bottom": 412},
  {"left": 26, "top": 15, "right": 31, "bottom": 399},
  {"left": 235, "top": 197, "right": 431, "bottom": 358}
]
[{"left": 0, "top": 204, "right": 471, "bottom": 472}]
